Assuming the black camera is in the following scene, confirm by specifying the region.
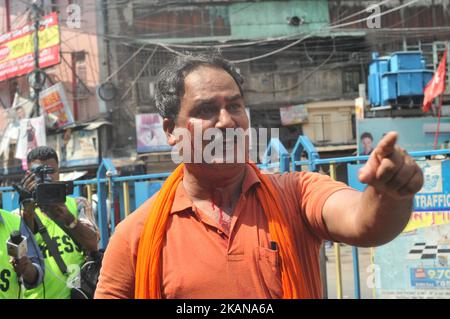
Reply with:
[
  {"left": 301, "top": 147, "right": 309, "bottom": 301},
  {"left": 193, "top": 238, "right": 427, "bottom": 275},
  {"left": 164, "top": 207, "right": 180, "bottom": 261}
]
[
  {"left": 30, "top": 164, "right": 74, "bottom": 205},
  {"left": 13, "top": 164, "right": 74, "bottom": 206}
]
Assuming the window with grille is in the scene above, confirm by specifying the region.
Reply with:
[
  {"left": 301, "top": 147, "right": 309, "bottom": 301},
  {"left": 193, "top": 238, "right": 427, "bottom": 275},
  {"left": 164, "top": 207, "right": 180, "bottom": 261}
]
[
  {"left": 74, "top": 51, "right": 89, "bottom": 100},
  {"left": 133, "top": 5, "right": 230, "bottom": 38},
  {"left": 313, "top": 114, "right": 331, "bottom": 143},
  {"left": 405, "top": 40, "right": 449, "bottom": 93},
  {"left": 135, "top": 50, "right": 176, "bottom": 104},
  {"left": 342, "top": 68, "right": 361, "bottom": 94}
]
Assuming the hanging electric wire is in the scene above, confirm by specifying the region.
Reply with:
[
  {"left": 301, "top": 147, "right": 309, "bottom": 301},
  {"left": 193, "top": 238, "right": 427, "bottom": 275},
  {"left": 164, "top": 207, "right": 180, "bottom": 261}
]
[
  {"left": 150, "top": 0, "right": 422, "bottom": 63},
  {"left": 102, "top": 43, "right": 148, "bottom": 83},
  {"left": 119, "top": 46, "right": 158, "bottom": 101}
]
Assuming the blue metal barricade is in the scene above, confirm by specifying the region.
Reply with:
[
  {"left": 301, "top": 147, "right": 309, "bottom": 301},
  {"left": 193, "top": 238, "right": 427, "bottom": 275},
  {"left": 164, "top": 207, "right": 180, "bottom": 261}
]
[{"left": 1, "top": 135, "right": 450, "bottom": 298}]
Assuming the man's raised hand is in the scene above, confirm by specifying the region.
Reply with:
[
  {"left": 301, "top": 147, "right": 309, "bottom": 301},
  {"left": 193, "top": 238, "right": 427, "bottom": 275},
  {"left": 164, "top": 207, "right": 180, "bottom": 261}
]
[{"left": 358, "top": 131, "right": 424, "bottom": 200}]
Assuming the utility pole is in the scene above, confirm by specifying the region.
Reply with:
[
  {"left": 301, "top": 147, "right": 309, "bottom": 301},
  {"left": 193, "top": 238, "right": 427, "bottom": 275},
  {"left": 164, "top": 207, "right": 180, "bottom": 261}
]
[
  {"left": 5, "top": 0, "right": 13, "bottom": 105},
  {"left": 28, "top": 0, "right": 46, "bottom": 118}
]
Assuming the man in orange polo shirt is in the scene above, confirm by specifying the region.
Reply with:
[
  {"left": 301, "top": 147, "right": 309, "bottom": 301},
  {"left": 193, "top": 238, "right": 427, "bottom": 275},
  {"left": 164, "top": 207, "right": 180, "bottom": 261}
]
[{"left": 95, "top": 55, "right": 423, "bottom": 299}]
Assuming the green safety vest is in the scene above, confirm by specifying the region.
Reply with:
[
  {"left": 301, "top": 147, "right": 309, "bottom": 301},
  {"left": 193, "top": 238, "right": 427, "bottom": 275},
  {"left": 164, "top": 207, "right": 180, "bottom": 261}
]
[
  {"left": 23, "top": 197, "right": 85, "bottom": 299},
  {"left": 0, "top": 209, "right": 22, "bottom": 299}
]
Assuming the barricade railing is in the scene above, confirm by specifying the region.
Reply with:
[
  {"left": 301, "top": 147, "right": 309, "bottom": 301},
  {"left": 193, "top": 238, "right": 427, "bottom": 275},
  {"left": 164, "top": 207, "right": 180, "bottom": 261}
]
[
  {"left": 0, "top": 138, "right": 287, "bottom": 249},
  {"left": 291, "top": 135, "right": 450, "bottom": 299},
  {"left": 1, "top": 136, "right": 450, "bottom": 299}
]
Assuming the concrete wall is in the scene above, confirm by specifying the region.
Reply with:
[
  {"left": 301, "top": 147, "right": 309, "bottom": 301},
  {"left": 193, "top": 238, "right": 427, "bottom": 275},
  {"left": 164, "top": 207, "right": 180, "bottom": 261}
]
[
  {"left": 244, "top": 67, "right": 346, "bottom": 106},
  {"left": 301, "top": 100, "right": 355, "bottom": 145},
  {"left": 129, "top": 0, "right": 330, "bottom": 42},
  {"left": 229, "top": 0, "right": 329, "bottom": 39}
]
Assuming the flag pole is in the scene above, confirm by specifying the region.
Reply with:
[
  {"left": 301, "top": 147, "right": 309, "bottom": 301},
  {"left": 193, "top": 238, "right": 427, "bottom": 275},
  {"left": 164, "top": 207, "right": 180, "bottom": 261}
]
[{"left": 433, "top": 94, "right": 444, "bottom": 150}]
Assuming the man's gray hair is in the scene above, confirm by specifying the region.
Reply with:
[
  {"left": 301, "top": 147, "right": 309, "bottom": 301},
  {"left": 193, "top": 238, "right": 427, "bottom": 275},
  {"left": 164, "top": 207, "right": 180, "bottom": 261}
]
[{"left": 154, "top": 53, "right": 244, "bottom": 121}]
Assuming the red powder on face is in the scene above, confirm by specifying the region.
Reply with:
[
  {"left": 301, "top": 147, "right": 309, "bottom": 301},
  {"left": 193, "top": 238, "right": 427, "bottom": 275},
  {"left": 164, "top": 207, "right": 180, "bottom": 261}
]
[
  {"left": 210, "top": 189, "right": 225, "bottom": 230},
  {"left": 211, "top": 190, "right": 216, "bottom": 210},
  {"left": 218, "top": 207, "right": 223, "bottom": 227}
]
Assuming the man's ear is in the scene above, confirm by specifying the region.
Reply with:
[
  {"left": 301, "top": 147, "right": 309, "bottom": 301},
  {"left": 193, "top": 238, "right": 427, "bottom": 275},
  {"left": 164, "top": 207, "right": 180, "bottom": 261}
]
[{"left": 163, "top": 118, "right": 177, "bottom": 146}]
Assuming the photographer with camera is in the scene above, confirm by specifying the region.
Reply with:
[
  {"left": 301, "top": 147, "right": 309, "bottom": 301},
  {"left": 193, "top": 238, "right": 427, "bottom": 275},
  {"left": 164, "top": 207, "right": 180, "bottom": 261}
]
[
  {"left": 1, "top": 208, "right": 44, "bottom": 298},
  {"left": 14, "top": 146, "right": 99, "bottom": 299}
]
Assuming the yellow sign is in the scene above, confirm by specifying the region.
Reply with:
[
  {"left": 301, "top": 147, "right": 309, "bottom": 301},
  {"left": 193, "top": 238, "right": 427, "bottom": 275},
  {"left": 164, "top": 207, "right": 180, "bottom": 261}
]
[
  {"left": 403, "top": 211, "right": 450, "bottom": 233},
  {"left": 355, "top": 97, "right": 365, "bottom": 120},
  {"left": 0, "top": 26, "right": 59, "bottom": 63},
  {"left": 0, "top": 12, "right": 60, "bottom": 81}
]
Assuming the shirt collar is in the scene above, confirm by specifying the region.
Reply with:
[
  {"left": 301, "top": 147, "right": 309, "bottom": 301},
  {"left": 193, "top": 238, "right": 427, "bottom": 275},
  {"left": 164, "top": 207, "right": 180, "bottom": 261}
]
[
  {"left": 170, "top": 181, "right": 193, "bottom": 214},
  {"left": 170, "top": 163, "right": 262, "bottom": 215},
  {"left": 241, "top": 163, "right": 262, "bottom": 195},
  {"left": 0, "top": 211, "right": 4, "bottom": 224}
]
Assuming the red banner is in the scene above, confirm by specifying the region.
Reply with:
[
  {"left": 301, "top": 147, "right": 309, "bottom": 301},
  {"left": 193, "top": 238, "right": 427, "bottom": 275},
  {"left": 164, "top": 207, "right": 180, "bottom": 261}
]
[
  {"left": 0, "top": 12, "right": 60, "bottom": 82},
  {"left": 423, "top": 48, "right": 448, "bottom": 113}
]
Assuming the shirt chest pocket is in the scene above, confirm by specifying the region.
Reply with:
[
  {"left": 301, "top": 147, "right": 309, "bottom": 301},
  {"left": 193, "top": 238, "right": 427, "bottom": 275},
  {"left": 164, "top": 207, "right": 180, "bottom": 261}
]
[{"left": 255, "top": 246, "right": 282, "bottom": 298}]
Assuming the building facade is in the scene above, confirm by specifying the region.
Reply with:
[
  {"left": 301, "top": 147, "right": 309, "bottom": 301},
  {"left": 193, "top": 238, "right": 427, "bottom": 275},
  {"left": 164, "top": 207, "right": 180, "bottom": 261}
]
[
  {"left": 100, "top": 0, "right": 371, "bottom": 170},
  {"left": 0, "top": 0, "right": 107, "bottom": 183}
]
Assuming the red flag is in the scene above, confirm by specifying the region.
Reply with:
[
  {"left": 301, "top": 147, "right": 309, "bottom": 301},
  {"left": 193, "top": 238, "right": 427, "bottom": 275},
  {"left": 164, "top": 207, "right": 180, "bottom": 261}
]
[{"left": 423, "top": 48, "right": 447, "bottom": 112}]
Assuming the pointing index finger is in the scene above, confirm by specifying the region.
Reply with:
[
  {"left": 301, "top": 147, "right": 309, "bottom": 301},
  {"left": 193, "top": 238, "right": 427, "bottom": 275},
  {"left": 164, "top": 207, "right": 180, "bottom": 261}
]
[{"left": 375, "top": 131, "right": 398, "bottom": 159}]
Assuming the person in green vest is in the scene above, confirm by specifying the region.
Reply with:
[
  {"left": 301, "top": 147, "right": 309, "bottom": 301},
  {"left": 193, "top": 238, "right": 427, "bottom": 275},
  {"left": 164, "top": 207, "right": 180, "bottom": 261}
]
[
  {"left": 0, "top": 209, "right": 44, "bottom": 298},
  {"left": 16, "top": 146, "right": 99, "bottom": 299}
]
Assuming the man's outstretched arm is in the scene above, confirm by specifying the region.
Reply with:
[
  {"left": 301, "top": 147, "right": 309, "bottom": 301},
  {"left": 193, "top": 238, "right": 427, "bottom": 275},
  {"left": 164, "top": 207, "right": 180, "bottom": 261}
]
[{"left": 322, "top": 132, "right": 424, "bottom": 247}]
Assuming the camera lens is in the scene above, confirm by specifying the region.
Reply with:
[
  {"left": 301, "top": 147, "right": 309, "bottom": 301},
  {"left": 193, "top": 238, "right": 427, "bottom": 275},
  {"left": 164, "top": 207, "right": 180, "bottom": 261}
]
[{"left": 31, "top": 164, "right": 42, "bottom": 172}]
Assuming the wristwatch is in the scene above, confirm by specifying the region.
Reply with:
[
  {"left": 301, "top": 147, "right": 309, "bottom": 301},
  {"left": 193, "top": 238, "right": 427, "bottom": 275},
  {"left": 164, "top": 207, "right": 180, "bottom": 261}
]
[{"left": 67, "top": 217, "right": 79, "bottom": 229}]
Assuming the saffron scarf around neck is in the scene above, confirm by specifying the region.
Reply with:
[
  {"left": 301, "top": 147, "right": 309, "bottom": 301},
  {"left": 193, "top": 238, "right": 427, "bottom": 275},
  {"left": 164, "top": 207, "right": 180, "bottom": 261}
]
[{"left": 134, "top": 163, "right": 303, "bottom": 298}]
